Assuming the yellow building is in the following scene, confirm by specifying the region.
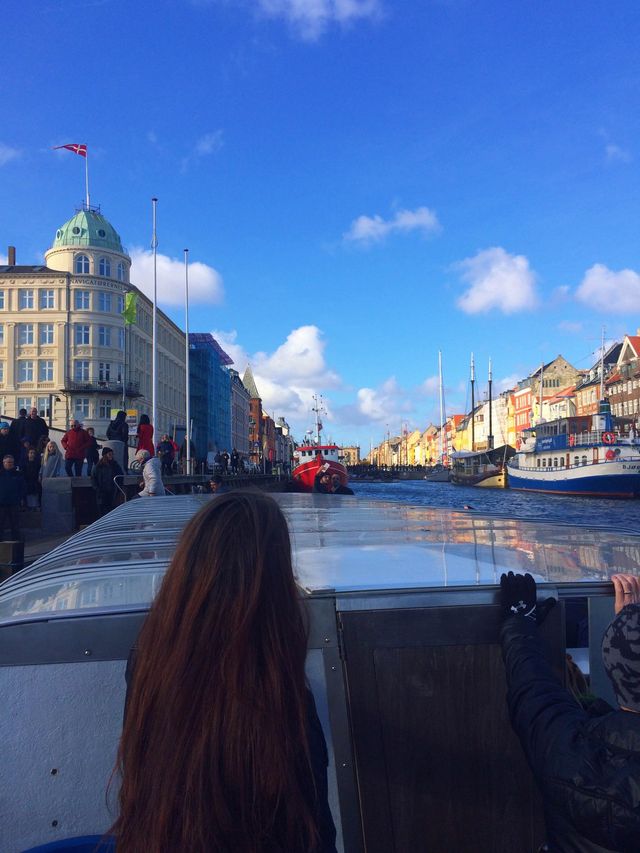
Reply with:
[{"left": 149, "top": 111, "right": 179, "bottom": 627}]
[{"left": 0, "top": 206, "right": 186, "bottom": 435}]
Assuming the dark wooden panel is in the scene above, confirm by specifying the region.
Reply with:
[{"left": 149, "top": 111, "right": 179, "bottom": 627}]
[{"left": 341, "top": 605, "right": 561, "bottom": 853}]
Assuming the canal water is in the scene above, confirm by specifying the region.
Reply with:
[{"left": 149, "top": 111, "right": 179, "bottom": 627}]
[{"left": 349, "top": 479, "right": 640, "bottom": 533}]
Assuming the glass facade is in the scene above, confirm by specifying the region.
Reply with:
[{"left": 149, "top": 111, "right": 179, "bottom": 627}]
[{"left": 188, "top": 333, "right": 232, "bottom": 460}]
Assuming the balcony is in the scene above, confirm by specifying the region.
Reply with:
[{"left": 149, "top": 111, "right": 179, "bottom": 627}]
[{"left": 63, "top": 380, "right": 141, "bottom": 398}]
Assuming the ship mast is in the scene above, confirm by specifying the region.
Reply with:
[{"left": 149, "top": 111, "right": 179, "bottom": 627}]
[
  {"left": 312, "top": 394, "right": 324, "bottom": 444},
  {"left": 488, "top": 357, "right": 493, "bottom": 451},
  {"left": 438, "top": 351, "right": 445, "bottom": 463},
  {"left": 599, "top": 325, "right": 606, "bottom": 401},
  {"left": 470, "top": 352, "right": 475, "bottom": 452}
]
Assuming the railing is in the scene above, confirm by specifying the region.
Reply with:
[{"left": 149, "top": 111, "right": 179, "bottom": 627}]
[{"left": 63, "top": 380, "right": 141, "bottom": 395}]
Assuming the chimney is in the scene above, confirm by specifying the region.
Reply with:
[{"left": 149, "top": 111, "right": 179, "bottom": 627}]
[{"left": 7, "top": 246, "right": 15, "bottom": 265}]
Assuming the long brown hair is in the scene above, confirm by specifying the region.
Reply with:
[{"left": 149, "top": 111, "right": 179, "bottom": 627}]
[{"left": 112, "top": 491, "right": 318, "bottom": 852}]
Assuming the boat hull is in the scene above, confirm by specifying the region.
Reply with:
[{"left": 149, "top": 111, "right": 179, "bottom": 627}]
[
  {"left": 508, "top": 459, "right": 640, "bottom": 498},
  {"left": 451, "top": 470, "right": 507, "bottom": 488},
  {"left": 292, "top": 457, "right": 348, "bottom": 493}
]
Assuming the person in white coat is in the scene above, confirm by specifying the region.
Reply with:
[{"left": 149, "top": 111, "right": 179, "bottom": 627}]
[{"left": 135, "top": 449, "right": 164, "bottom": 497}]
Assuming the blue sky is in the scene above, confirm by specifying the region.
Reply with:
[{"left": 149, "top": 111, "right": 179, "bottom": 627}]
[{"left": 2, "top": 0, "right": 640, "bottom": 447}]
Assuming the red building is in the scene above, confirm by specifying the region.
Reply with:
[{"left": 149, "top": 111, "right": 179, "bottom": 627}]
[{"left": 242, "top": 365, "right": 263, "bottom": 468}]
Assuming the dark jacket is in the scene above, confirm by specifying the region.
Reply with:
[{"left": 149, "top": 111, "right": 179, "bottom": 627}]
[
  {"left": 0, "top": 431, "right": 20, "bottom": 461},
  {"left": 9, "top": 415, "right": 27, "bottom": 443},
  {"left": 0, "top": 468, "right": 26, "bottom": 506},
  {"left": 22, "top": 458, "right": 41, "bottom": 492},
  {"left": 107, "top": 417, "right": 129, "bottom": 445},
  {"left": 23, "top": 415, "right": 49, "bottom": 447},
  {"left": 501, "top": 615, "right": 640, "bottom": 852},
  {"left": 123, "top": 649, "right": 337, "bottom": 852},
  {"left": 86, "top": 436, "right": 101, "bottom": 463},
  {"left": 157, "top": 440, "right": 174, "bottom": 463},
  {"left": 91, "top": 459, "right": 123, "bottom": 499}
]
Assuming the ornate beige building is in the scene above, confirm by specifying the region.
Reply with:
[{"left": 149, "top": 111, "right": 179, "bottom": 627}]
[{"left": 0, "top": 205, "right": 186, "bottom": 436}]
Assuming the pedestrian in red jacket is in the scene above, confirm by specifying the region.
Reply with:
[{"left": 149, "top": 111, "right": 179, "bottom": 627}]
[
  {"left": 61, "top": 420, "right": 92, "bottom": 477},
  {"left": 136, "top": 414, "right": 154, "bottom": 457}
]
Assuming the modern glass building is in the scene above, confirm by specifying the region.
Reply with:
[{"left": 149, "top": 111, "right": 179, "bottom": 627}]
[{"left": 188, "top": 333, "right": 233, "bottom": 459}]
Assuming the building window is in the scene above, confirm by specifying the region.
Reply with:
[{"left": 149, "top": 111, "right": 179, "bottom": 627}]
[
  {"left": 74, "top": 360, "right": 90, "bottom": 382},
  {"left": 18, "top": 290, "right": 34, "bottom": 310},
  {"left": 40, "top": 324, "right": 54, "bottom": 345},
  {"left": 117, "top": 327, "right": 125, "bottom": 350},
  {"left": 18, "top": 361, "right": 34, "bottom": 383},
  {"left": 0, "top": 291, "right": 4, "bottom": 309},
  {"left": 117, "top": 262, "right": 125, "bottom": 282},
  {"left": 99, "top": 257, "right": 111, "bottom": 277},
  {"left": 99, "top": 399, "right": 113, "bottom": 419},
  {"left": 18, "top": 324, "right": 34, "bottom": 345},
  {"left": 37, "top": 397, "right": 50, "bottom": 418},
  {"left": 98, "top": 326, "right": 112, "bottom": 347},
  {"left": 75, "top": 324, "right": 90, "bottom": 346},
  {"left": 98, "top": 292, "right": 112, "bottom": 312},
  {"left": 0, "top": 363, "right": 4, "bottom": 383},
  {"left": 116, "top": 294, "right": 125, "bottom": 314},
  {"left": 75, "top": 290, "right": 90, "bottom": 310},
  {"left": 38, "top": 360, "right": 54, "bottom": 382},
  {"left": 17, "top": 397, "right": 32, "bottom": 412},
  {"left": 98, "top": 362, "right": 111, "bottom": 381},
  {"left": 0, "top": 325, "right": 4, "bottom": 345},
  {"left": 39, "top": 289, "right": 55, "bottom": 309},
  {"left": 74, "top": 397, "right": 90, "bottom": 418},
  {"left": 75, "top": 255, "right": 90, "bottom": 274}
]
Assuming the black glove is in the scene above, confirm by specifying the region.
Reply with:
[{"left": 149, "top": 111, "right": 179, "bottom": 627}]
[{"left": 500, "top": 571, "right": 556, "bottom": 625}]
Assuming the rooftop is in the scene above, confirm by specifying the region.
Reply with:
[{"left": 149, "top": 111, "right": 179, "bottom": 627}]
[{"left": 51, "top": 206, "right": 127, "bottom": 256}]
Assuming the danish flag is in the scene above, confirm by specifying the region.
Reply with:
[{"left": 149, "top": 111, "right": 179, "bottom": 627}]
[{"left": 53, "top": 143, "right": 87, "bottom": 157}]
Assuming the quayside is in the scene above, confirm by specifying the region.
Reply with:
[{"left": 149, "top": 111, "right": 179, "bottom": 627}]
[{"left": 0, "top": 494, "right": 637, "bottom": 853}]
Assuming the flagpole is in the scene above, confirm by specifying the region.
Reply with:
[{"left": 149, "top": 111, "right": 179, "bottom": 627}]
[
  {"left": 85, "top": 150, "right": 90, "bottom": 208},
  {"left": 151, "top": 198, "right": 158, "bottom": 437},
  {"left": 184, "top": 249, "right": 191, "bottom": 475}
]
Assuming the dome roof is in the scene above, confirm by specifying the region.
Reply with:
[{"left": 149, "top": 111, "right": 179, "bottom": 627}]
[{"left": 52, "top": 208, "right": 127, "bottom": 255}]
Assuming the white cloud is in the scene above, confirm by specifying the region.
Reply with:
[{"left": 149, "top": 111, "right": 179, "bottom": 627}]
[
  {"left": 344, "top": 205, "right": 440, "bottom": 246},
  {"left": 496, "top": 373, "right": 521, "bottom": 393},
  {"left": 0, "top": 144, "right": 21, "bottom": 166},
  {"left": 418, "top": 375, "right": 439, "bottom": 396},
  {"left": 355, "top": 377, "right": 413, "bottom": 423},
  {"left": 557, "top": 320, "right": 583, "bottom": 334},
  {"left": 605, "top": 143, "right": 631, "bottom": 164},
  {"left": 575, "top": 263, "right": 640, "bottom": 314},
  {"left": 213, "top": 325, "right": 342, "bottom": 427},
  {"left": 130, "top": 248, "right": 224, "bottom": 307},
  {"left": 455, "top": 247, "right": 538, "bottom": 314},
  {"left": 195, "top": 130, "right": 224, "bottom": 156},
  {"left": 181, "top": 130, "right": 224, "bottom": 172},
  {"left": 256, "top": 0, "right": 382, "bottom": 40}
]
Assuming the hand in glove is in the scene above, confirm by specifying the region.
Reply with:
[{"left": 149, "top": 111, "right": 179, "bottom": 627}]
[{"left": 500, "top": 571, "right": 555, "bottom": 625}]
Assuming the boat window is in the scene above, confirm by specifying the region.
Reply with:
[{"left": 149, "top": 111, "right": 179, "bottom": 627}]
[
  {"left": 574, "top": 456, "right": 579, "bottom": 467},
  {"left": 536, "top": 459, "right": 540, "bottom": 467},
  {"left": 581, "top": 455, "right": 588, "bottom": 466},
  {"left": 553, "top": 458, "right": 558, "bottom": 467},
  {"left": 560, "top": 458, "right": 565, "bottom": 467},
  {"left": 542, "top": 458, "right": 546, "bottom": 467}
]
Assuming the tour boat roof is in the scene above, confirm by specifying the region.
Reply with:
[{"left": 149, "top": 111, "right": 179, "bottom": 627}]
[
  {"left": 0, "top": 494, "right": 638, "bottom": 626},
  {"left": 297, "top": 445, "right": 340, "bottom": 450}
]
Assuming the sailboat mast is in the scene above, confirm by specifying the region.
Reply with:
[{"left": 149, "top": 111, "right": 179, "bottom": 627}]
[
  {"left": 470, "top": 352, "right": 475, "bottom": 452},
  {"left": 599, "top": 326, "right": 606, "bottom": 401},
  {"left": 538, "top": 362, "right": 544, "bottom": 425},
  {"left": 438, "top": 350, "right": 444, "bottom": 462},
  {"left": 488, "top": 357, "right": 493, "bottom": 451}
]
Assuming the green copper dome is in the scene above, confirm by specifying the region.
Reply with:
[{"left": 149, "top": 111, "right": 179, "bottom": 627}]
[{"left": 52, "top": 208, "right": 126, "bottom": 255}]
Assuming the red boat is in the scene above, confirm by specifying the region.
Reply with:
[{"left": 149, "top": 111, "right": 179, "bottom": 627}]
[
  {"left": 291, "top": 395, "right": 349, "bottom": 492},
  {"left": 292, "top": 443, "right": 348, "bottom": 492}
]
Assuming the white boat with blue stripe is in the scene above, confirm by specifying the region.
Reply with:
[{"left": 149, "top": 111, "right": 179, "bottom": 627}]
[{"left": 507, "top": 401, "right": 640, "bottom": 498}]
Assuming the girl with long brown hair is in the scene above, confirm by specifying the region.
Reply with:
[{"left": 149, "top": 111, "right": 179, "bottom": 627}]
[{"left": 112, "top": 491, "right": 337, "bottom": 853}]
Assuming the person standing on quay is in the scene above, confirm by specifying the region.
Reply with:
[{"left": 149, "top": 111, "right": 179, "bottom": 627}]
[
  {"left": 136, "top": 414, "right": 154, "bottom": 457},
  {"left": 85, "top": 427, "right": 101, "bottom": 477},
  {"left": 0, "top": 455, "right": 24, "bottom": 540},
  {"left": 91, "top": 447, "right": 124, "bottom": 517},
  {"left": 0, "top": 422, "right": 19, "bottom": 461},
  {"left": 157, "top": 434, "right": 175, "bottom": 477},
  {"left": 24, "top": 406, "right": 48, "bottom": 449},
  {"left": 9, "top": 409, "right": 28, "bottom": 445},
  {"left": 61, "top": 420, "right": 92, "bottom": 477},
  {"left": 107, "top": 410, "right": 130, "bottom": 473},
  {"left": 40, "top": 441, "right": 65, "bottom": 479},
  {"left": 230, "top": 448, "right": 239, "bottom": 475}
]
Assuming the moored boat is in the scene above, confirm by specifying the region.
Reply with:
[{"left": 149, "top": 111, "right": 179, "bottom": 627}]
[
  {"left": 450, "top": 445, "right": 515, "bottom": 488},
  {"left": 291, "top": 395, "right": 348, "bottom": 492},
  {"left": 508, "top": 400, "right": 640, "bottom": 497}
]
